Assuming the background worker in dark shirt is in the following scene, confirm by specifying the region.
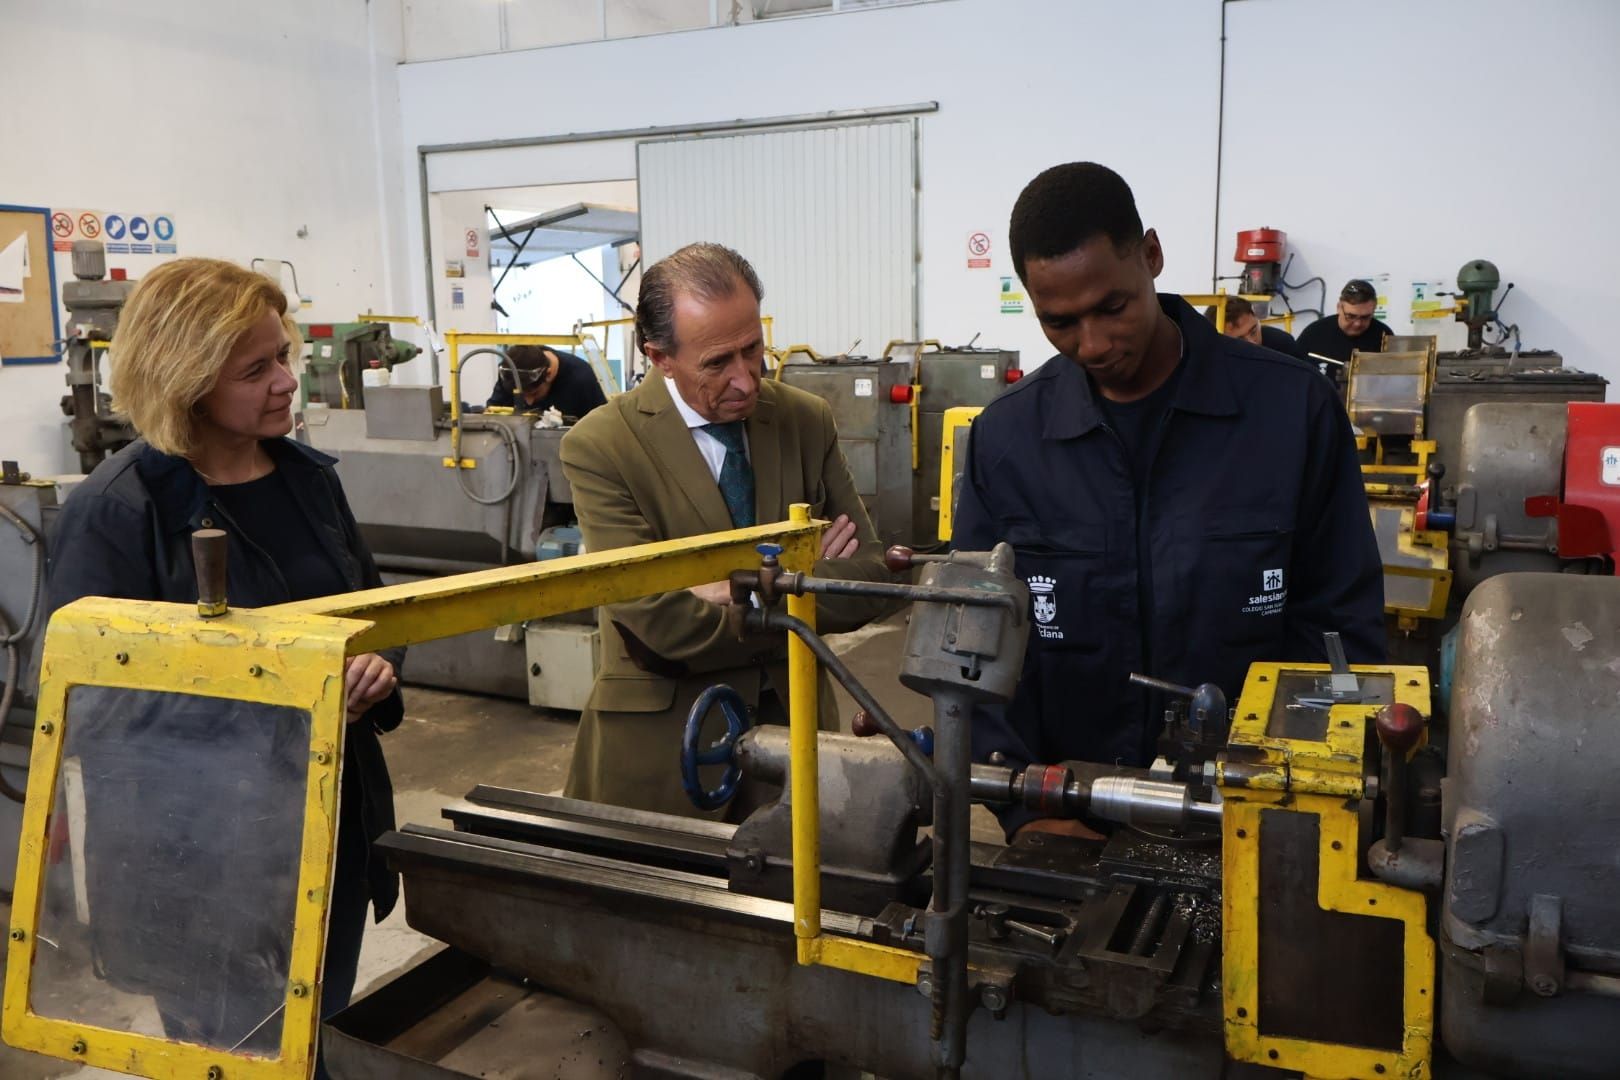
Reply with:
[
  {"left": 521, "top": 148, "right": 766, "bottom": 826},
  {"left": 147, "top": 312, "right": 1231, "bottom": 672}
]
[
  {"left": 952, "top": 163, "right": 1384, "bottom": 841},
  {"left": 1202, "top": 295, "right": 1309, "bottom": 364},
  {"left": 1296, "top": 279, "right": 1394, "bottom": 369},
  {"left": 487, "top": 343, "right": 609, "bottom": 420}
]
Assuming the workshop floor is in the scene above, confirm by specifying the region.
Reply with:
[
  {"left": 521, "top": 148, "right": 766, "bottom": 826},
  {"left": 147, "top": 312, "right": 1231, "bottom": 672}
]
[{"left": 1, "top": 610, "right": 997, "bottom": 1078}]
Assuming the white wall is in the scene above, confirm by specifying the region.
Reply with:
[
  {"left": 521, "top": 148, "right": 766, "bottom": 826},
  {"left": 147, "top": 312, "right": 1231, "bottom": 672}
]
[
  {"left": 1222, "top": 0, "right": 1620, "bottom": 380},
  {"left": 396, "top": 0, "right": 1225, "bottom": 369},
  {"left": 0, "top": 0, "right": 406, "bottom": 474}
]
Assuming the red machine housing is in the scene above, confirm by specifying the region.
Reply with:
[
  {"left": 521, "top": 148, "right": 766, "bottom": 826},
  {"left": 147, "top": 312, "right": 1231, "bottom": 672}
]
[
  {"left": 1525, "top": 402, "right": 1620, "bottom": 572},
  {"left": 1234, "top": 228, "right": 1286, "bottom": 295}
]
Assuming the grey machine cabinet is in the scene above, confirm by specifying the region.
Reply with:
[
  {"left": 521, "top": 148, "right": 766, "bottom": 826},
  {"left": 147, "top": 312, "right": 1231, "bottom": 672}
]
[
  {"left": 780, "top": 348, "right": 1021, "bottom": 547},
  {"left": 778, "top": 359, "right": 915, "bottom": 547},
  {"left": 300, "top": 387, "right": 597, "bottom": 708},
  {"left": 1427, "top": 349, "right": 1606, "bottom": 484},
  {"left": 913, "top": 348, "right": 1020, "bottom": 546},
  {"left": 1442, "top": 573, "right": 1620, "bottom": 1079},
  {"left": 1449, "top": 402, "right": 1568, "bottom": 596},
  {"left": 0, "top": 475, "right": 65, "bottom": 888}
]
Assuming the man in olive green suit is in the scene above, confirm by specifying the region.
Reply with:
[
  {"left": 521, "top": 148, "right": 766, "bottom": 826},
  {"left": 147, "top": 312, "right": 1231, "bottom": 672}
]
[{"left": 560, "top": 242, "right": 893, "bottom": 817}]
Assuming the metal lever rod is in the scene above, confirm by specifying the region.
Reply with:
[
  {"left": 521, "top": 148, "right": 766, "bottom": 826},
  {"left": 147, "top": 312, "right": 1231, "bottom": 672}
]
[
  {"left": 1129, "top": 673, "right": 1196, "bottom": 698},
  {"left": 749, "top": 608, "right": 941, "bottom": 794},
  {"left": 785, "top": 574, "right": 1020, "bottom": 613},
  {"left": 192, "top": 529, "right": 229, "bottom": 618}
]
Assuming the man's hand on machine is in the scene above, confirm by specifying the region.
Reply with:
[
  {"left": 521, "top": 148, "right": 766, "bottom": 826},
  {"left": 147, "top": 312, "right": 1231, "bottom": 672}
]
[
  {"left": 688, "top": 581, "right": 737, "bottom": 606},
  {"left": 818, "top": 513, "right": 859, "bottom": 560},
  {"left": 345, "top": 653, "right": 398, "bottom": 721},
  {"left": 1014, "top": 817, "right": 1105, "bottom": 842}
]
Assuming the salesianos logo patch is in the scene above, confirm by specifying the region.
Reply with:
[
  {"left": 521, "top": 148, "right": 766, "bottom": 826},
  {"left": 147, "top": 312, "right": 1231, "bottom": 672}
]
[
  {"left": 1245, "top": 568, "right": 1287, "bottom": 616},
  {"left": 1028, "top": 575, "right": 1063, "bottom": 640}
]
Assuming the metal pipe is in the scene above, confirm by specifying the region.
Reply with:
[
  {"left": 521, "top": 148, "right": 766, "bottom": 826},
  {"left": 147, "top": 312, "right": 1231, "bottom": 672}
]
[
  {"left": 1385, "top": 753, "right": 1409, "bottom": 853},
  {"left": 752, "top": 610, "right": 940, "bottom": 792},
  {"left": 930, "top": 689, "right": 973, "bottom": 1075},
  {"left": 783, "top": 574, "right": 1019, "bottom": 613}
]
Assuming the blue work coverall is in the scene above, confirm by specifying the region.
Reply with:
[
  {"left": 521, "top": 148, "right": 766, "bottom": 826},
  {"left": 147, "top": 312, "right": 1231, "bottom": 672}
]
[{"left": 953, "top": 294, "right": 1384, "bottom": 836}]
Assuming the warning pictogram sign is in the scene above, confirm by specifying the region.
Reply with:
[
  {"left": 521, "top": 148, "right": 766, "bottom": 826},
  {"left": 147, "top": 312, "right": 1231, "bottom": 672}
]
[{"left": 967, "top": 231, "right": 991, "bottom": 269}]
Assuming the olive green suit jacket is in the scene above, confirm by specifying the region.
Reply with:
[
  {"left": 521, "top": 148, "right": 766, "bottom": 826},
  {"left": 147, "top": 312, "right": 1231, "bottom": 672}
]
[{"left": 559, "top": 371, "right": 893, "bottom": 816}]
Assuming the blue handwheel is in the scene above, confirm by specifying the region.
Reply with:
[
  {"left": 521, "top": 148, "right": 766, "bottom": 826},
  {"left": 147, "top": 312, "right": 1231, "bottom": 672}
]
[{"left": 682, "top": 684, "right": 752, "bottom": 811}]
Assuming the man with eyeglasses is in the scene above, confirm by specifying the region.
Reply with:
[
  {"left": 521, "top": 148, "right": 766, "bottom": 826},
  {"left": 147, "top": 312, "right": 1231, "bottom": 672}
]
[
  {"left": 1296, "top": 279, "right": 1395, "bottom": 372},
  {"left": 486, "top": 343, "right": 608, "bottom": 421}
]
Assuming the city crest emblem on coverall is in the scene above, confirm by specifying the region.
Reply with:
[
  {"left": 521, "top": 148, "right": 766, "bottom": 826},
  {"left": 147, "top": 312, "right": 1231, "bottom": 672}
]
[{"left": 1029, "top": 575, "right": 1063, "bottom": 639}]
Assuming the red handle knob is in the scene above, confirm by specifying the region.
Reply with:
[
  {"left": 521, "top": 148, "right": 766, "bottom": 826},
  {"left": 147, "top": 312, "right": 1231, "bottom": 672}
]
[
  {"left": 884, "top": 545, "right": 915, "bottom": 573},
  {"left": 851, "top": 709, "right": 879, "bottom": 737},
  {"left": 1375, "top": 703, "right": 1425, "bottom": 754}
]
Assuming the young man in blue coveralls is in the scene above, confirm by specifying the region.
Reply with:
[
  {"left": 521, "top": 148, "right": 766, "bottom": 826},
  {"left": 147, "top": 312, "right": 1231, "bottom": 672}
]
[{"left": 953, "top": 163, "right": 1384, "bottom": 841}]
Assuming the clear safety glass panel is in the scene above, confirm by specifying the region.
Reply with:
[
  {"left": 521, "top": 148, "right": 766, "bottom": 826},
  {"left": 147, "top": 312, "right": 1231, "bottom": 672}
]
[
  {"left": 1351, "top": 354, "right": 1428, "bottom": 436},
  {"left": 1370, "top": 504, "right": 1442, "bottom": 612},
  {"left": 1265, "top": 670, "right": 1395, "bottom": 742},
  {"left": 29, "top": 686, "right": 312, "bottom": 1056}
]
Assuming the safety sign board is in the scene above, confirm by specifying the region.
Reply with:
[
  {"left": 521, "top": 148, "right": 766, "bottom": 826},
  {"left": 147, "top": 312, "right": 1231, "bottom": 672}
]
[
  {"left": 50, "top": 209, "right": 179, "bottom": 255},
  {"left": 967, "top": 231, "right": 991, "bottom": 269}
]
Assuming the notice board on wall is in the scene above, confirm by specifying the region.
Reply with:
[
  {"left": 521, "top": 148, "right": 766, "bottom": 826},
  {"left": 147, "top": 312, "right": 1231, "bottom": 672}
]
[{"left": 0, "top": 205, "right": 61, "bottom": 365}]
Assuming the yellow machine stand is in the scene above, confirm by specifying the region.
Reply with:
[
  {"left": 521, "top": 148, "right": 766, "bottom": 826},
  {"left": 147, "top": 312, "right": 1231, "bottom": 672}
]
[
  {"left": 936, "top": 405, "right": 983, "bottom": 541},
  {"left": 1219, "top": 662, "right": 1436, "bottom": 1079}
]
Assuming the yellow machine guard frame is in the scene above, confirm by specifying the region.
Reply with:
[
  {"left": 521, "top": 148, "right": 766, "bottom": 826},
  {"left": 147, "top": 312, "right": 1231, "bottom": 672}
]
[
  {"left": 4, "top": 604, "right": 365, "bottom": 1080},
  {"left": 5, "top": 515, "right": 830, "bottom": 1080},
  {"left": 935, "top": 404, "right": 983, "bottom": 541},
  {"left": 1218, "top": 662, "right": 1436, "bottom": 1079}
]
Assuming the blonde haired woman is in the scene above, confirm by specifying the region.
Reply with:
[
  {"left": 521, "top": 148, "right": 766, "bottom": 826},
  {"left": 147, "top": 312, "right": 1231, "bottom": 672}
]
[{"left": 47, "top": 258, "right": 399, "bottom": 1064}]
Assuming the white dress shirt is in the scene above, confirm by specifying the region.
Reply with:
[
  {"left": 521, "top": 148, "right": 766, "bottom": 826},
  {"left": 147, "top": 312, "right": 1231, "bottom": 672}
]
[{"left": 668, "top": 380, "right": 751, "bottom": 481}]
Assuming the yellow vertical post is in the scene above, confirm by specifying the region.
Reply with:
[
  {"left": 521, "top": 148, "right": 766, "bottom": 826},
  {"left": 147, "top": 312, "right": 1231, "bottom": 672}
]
[
  {"left": 1215, "top": 287, "right": 1228, "bottom": 334},
  {"left": 785, "top": 502, "right": 822, "bottom": 962},
  {"left": 447, "top": 332, "right": 463, "bottom": 467}
]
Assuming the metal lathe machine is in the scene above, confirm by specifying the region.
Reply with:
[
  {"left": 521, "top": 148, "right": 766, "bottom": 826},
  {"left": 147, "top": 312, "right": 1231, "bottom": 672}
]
[{"left": 5, "top": 510, "right": 1616, "bottom": 1080}]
